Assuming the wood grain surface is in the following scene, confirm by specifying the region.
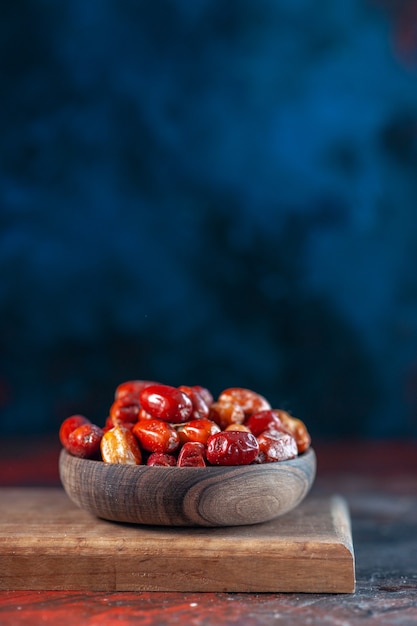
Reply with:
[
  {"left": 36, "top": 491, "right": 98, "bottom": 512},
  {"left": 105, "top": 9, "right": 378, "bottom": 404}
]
[
  {"left": 59, "top": 448, "right": 316, "bottom": 527},
  {"left": 0, "top": 488, "right": 354, "bottom": 593}
]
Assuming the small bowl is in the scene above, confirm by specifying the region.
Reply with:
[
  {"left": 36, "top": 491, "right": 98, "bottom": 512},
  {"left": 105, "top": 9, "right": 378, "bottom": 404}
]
[{"left": 59, "top": 447, "right": 316, "bottom": 527}]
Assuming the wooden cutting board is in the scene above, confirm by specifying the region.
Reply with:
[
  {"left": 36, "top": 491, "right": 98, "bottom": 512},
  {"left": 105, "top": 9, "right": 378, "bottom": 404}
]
[{"left": 0, "top": 488, "right": 355, "bottom": 593}]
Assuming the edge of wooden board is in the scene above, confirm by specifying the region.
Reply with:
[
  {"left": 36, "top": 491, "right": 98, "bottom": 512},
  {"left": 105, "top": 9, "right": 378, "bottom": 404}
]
[{"left": 0, "top": 488, "right": 355, "bottom": 593}]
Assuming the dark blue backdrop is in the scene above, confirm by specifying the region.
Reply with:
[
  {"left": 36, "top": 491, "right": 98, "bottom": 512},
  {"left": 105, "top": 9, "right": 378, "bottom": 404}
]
[{"left": 2, "top": 0, "right": 417, "bottom": 438}]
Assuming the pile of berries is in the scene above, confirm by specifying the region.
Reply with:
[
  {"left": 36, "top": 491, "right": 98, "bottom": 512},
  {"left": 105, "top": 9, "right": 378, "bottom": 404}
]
[{"left": 59, "top": 381, "right": 311, "bottom": 467}]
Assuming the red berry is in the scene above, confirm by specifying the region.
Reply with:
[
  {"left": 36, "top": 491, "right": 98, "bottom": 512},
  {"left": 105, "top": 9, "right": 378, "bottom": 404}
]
[
  {"left": 139, "top": 384, "right": 193, "bottom": 423},
  {"left": 177, "top": 442, "right": 206, "bottom": 467},
  {"left": 114, "top": 380, "right": 160, "bottom": 400},
  {"left": 256, "top": 431, "right": 298, "bottom": 463},
  {"left": 132, "top": 419, "right": 180, "bottom": 454},
  {"left": 177, "top": 419, "right": 220, "bottom": 445},
  {"left": 178, "top": 385, "right": 210, "bottom": 420},
  {"left": 109, "top": 395, "right": 141, "bottom": 424},
  {"left": 66, "top": 423, "right": 104, "bottom": 459},
  {"left": 209, "top": 400, "right": 245, "bottom": 430},
  {"left": 147, "top": 452, "right": 177, "bottom": 466},
  {"left": 103, "top": 414, "right": 135, "bottom": 432},
  {"left": 59, "top": 415, "right": 90, "bottom": 449},
  {"left": 100, "top": 423, "right": 142, "bottom": 465},
  {"left": 218, "top": 387, "right": 271, "bottom": 417},
  {"left": 273, "top": 410, "right": 311, "bottom": 453},
  {"left": 245, "top": 410, "right": 285, "bottom": 437},
  {"left": 206, "top": 430, "right": 259, "bottom": 466},
  {"left": 191, "top": 385, "right": 213, "bottom": 407}
]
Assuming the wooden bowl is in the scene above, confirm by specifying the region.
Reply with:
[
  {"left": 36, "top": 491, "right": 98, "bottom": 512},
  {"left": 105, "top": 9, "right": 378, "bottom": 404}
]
[{"left": 59, "top": 447, "right": 316, "bottom": 527}]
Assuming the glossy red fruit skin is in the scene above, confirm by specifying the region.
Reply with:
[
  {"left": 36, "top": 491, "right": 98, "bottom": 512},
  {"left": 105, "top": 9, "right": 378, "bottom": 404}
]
[
  {"left": 218, "top": 387, "right": 271, "bottom": 417},
  {"left": 103, "top": 416, "right": 135, "bottom": 432},
  {"left": 109, "top": 394, "right": 140, "bottom": 423},
  {"left": 146, "top": 452, "right": 177, "bottom": 466},
  {"left": 66, "top": 423, "right": 104, "bottom": 459},
  {"left": 59, "top": 415, "right": 90, "bottom": 449},
  {"left": 256, "top": 431, "right": 298, "bottom": 463},
  {"left": 177, "top": 442, "right": 206, "bottom": 467},
  {"left": 114, "top": 380, "right": 159, "bottom": 400},
  {"left": 178, "top": 385, "right": 210, "bottom": 420},
  {"left": 209, "top": 400, "right": 245, "bottom": 430},
  {"left": 272, "top": 410, "right": 311, "bottom": 453},
  {"left": 109, "top": 394, "right": 141, "bottom": 424},
  {"left": 139, "top": 384, "right": 193, "bottom": 423},
  {"left": 132, "top": 419, "right": 180, "bottom": 454},
  {"left": 138, "top": 407, "right": 153, "bottom": 420},
  {"left": 206, "top": 430, "right": 259, "bottom": 466},
  {"left": 245, "top": 410, "right": 285, "bottom": 437},
  {"left": 176, "top": 419, "right": 221, "bottom": 445},
  {"left": 192, "top": 385, "right": 213, "bottom": 407}
]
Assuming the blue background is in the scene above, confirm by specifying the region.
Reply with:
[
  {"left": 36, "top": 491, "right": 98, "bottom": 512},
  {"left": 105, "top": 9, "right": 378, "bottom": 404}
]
[{"left": 2, "top": 0, "right": 417, "bottom": 439}]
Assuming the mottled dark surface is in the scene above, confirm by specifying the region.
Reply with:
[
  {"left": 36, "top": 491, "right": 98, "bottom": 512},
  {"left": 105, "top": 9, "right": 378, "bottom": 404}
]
[{"left": 2, "top": 1, "right": 417, "bottom": 440}]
